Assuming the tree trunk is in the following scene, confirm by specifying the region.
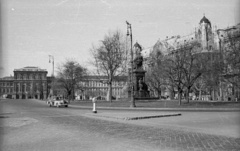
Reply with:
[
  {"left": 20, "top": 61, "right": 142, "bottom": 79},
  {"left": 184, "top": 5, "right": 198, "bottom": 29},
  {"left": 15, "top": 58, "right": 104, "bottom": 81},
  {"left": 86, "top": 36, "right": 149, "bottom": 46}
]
[
  {"left": 178, "top": 92, "right": 182, "bottom": 105},
  {"left": 219, "top": 82, "right": 224, "bottom": 101},
  {"left": 107, "top": 82, "right": 112, "bottom": 102},
  {"left": 68, "top": 90, "right": 71, "bottom": 103},
  {"left": 186, "top": 87, "right": 190, "bottom": 103},
  {"left": 212, "top": 88, "right": 215, "bottom": 101},
  {"left": 199, "top": 89, "right": 202, "bottom": 101}
]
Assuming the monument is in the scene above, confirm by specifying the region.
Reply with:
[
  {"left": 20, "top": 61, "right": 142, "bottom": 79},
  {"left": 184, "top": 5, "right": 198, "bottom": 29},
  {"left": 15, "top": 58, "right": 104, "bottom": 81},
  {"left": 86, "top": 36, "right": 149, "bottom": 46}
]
[{"left": 130, "top": 42, "right": 150, "bottom": 98}]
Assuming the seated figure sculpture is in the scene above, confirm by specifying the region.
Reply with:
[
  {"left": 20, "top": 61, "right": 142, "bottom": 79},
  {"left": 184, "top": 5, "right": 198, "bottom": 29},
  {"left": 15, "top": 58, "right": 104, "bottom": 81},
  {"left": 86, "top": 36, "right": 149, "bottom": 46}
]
[{"left": 133, "top": 51, "right": 143, "bottom": 70}]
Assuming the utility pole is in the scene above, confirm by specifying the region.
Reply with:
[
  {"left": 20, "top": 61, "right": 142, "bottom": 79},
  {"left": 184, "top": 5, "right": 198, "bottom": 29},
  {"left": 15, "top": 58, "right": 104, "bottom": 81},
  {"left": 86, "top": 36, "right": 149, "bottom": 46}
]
[{"left": 126, "top": 21, "right": 136, "bottom": 107}]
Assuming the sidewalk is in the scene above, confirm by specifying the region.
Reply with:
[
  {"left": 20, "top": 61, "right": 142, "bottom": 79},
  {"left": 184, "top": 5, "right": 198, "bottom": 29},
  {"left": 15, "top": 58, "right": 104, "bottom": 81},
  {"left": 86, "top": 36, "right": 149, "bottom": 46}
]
[{"left": 83, "top": 109, "right": 240, "bottom": 138}]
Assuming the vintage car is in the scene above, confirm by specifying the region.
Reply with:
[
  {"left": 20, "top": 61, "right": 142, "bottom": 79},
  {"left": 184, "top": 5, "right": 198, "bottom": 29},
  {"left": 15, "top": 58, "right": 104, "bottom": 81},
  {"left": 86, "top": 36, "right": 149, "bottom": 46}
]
[{"left": 47, "top": 97, "right": 68, "bottom": 107}]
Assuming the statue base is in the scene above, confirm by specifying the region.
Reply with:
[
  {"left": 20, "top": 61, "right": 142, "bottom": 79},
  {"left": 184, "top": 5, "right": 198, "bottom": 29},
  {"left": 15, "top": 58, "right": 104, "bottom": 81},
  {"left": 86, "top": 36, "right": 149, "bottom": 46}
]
[{"left": 133, "top": 69, "right": 150, "bottom": 98}]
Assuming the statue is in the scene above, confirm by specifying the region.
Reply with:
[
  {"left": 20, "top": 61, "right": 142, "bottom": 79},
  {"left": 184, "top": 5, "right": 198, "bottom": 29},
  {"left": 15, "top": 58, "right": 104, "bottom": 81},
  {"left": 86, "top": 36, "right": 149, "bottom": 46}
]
[{"left": 133, "top": 51, "right": 143, "bottom": 70}]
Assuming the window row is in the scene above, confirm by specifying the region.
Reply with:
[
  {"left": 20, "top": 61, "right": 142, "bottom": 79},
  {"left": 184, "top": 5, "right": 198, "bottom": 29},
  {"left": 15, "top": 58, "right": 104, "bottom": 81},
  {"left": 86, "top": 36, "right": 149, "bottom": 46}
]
[
  {"left": 0, "top": 83, "right": 13, "bottom": 87},
  {"left": 0, "top": 88, "right": 13, "bottom": 93},
  {"left": 85, "top": 88, "right": 122, "bottom": 96},
  {"left": 81, "top": 81, "right": 125, "bottom": 87},
  {"left": 15, "top": 73, "right": 46, "bottom": 80},
  {"left": 15, "top": 83, "right": 47, "bottom": 93}
]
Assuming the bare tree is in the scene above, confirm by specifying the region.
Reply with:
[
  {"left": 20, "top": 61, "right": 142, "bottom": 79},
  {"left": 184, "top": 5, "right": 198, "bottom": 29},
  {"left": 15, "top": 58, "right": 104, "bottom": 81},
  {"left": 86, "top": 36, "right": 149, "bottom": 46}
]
[
  {"left": 56, "top": 59, "right": 87, "bottom": 101},
  {"left": 145, "top": 52, "right": 167, "bottom": 98},
  {"left": 162, "top": 53, "right": 185, "bottom": 105},
  {"left": 152, "top": 42, "right": 206, "bottom": 105},
  {"left": 90, "top": 30, "right": 127, "bottom": 102},
  {"left": 221, "top": 33, "right": 240, "bottom": 88},
  {"left": 180, "top": 43, "right": 207, "bottom": 103}
]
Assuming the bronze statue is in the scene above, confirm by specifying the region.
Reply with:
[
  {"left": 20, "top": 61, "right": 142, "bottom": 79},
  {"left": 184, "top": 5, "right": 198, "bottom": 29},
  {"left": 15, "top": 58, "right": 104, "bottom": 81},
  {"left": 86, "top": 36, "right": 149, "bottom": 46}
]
[{"left": 133, "top": 51, "right": 143, "bottom": 70}]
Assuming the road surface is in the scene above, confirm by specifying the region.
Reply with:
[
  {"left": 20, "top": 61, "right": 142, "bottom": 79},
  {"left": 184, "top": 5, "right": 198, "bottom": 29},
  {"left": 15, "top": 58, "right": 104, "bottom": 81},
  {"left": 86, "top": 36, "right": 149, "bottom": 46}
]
[{"left": 0, "top": 99, "right": 239, "bottom": 151}]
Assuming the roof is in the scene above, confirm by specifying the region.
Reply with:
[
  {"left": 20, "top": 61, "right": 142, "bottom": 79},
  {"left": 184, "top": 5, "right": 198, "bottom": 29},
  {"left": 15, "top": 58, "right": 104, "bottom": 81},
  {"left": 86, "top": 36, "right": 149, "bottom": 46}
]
[
  {"left": 0, "top": 76, "right": 14, "bottom": 80},
  {"left": 14, "top": 66, "right": 47, "bottom": 72},
  {"left": 200, "top": 16, "right": 211, "bottom": 27}
]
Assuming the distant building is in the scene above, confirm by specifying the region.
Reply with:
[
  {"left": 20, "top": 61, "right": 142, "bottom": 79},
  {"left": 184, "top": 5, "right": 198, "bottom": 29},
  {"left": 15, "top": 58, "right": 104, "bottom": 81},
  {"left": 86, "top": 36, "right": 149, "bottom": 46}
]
[
  {"left": 142, "top": 15, "right": 240, "bottom": 100},
  {"left": 0, "top": 76, "right": 14, "bottom": 99},
  {"left": 143, "top": 15, "right": 240, "bottom": 60},
  {"left": 0, "top": 68, "right": 127, "bottom": 100},
  {"left": 75, "top": 75, "right": 127, "bottom": 100},
  {"left": 0, "top": 66, "right": 49, "bottom": 99}
]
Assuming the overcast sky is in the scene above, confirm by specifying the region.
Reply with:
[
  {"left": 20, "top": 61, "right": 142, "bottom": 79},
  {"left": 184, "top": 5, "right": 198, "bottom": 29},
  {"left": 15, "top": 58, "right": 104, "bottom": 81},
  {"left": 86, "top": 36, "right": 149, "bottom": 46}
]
[{"left": 0, "top": 0, "right": 239, "bottom": 77}]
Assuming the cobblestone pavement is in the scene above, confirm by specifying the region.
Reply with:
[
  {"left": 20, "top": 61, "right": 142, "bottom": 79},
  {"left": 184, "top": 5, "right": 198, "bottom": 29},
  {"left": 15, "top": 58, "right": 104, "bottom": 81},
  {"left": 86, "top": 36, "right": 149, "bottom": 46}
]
[
  {"left": 1, "top": 99, "right": 240, "bottom": 151},
  {"left": 69, "top": 114, "right": 240, "bottom": 151}
]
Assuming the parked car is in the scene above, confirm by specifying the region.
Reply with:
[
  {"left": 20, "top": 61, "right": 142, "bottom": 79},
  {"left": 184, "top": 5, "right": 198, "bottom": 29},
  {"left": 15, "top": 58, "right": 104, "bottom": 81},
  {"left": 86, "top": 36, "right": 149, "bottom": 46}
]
[{"left": 47, "top": 97, "right": 68, "bottom": 107}]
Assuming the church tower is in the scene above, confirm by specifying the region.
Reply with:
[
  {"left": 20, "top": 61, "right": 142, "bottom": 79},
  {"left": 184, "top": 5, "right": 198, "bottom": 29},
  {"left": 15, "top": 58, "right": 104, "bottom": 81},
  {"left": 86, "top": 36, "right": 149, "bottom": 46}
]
[{"left": 199, "top": 15, "right": 212, "bottom": 51}]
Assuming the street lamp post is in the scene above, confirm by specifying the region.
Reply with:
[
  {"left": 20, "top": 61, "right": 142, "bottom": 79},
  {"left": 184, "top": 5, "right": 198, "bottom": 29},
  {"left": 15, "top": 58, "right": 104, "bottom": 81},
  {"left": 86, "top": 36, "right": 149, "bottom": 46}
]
[
  {"left": 48, "top": 55, "right": 54, "bottom": 77},
  {"left": 126, "top": 21, "right": 136, "bottom": 108},
  {"left": 48, "top": 55, "right": 54, "bottom": 99}
]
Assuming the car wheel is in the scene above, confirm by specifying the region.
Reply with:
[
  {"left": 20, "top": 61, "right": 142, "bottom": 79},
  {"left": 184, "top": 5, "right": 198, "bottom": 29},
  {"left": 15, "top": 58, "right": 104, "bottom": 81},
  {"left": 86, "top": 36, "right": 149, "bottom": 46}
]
[{"left": 65, "top": 105, "right": 68, "bottom": 107}]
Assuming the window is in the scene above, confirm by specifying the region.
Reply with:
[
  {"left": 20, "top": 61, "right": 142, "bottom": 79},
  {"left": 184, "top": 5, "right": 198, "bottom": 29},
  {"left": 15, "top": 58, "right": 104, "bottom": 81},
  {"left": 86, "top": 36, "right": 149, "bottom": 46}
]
[{"left": 42, "top": 74, "right": 45, "bottom": 79}]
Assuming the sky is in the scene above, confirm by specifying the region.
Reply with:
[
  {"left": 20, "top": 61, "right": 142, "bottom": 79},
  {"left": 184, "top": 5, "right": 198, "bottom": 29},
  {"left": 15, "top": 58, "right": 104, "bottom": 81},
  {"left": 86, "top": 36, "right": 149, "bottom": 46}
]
[{"left": 0, "top": 0, "right": 239, "bottom": 77}]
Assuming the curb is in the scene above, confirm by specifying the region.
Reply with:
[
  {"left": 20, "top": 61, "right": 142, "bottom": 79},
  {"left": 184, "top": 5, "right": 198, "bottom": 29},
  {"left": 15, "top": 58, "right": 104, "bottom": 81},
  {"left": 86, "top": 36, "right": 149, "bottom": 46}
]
[
  {"left": 87, "top": 113, "right": 182, "bottom": 120},
  {"left": 124, "top": 113, "right": 182, "bottom": 120},
  {"left": 71, "top": 105, "right": 240, "bottom": 112}
]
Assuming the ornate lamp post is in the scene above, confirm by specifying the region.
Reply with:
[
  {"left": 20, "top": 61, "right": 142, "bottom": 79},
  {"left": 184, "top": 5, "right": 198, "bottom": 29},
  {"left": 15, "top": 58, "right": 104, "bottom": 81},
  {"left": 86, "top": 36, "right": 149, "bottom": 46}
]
[{"left": 126, "top": 21, "right": 136, "bottom": 107}]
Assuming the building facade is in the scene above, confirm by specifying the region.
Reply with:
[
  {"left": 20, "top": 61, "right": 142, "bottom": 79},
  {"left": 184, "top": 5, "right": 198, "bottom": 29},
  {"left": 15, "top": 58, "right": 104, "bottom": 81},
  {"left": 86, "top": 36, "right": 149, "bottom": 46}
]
[
  {"left": 143, "top": 15, "right": 240, "bottom": 62},
  {"left": 142, "top": 15, "right": 240, "bottom": 100},
  {"left": 0, "top": 66, "right": 48, "bottom": 99},
  {"left": 0, "top": 76, "right": 14, "bottom": 98},
  {"left": 75, "top": 75, "right": 127, "bottom": 100}
]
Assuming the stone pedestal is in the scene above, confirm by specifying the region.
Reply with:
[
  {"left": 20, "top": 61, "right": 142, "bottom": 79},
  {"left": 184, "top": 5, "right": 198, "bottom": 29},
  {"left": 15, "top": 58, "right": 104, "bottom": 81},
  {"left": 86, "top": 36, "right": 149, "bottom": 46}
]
[{"left": 133, "top": 69, "right": 149, "bottom": 98}]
